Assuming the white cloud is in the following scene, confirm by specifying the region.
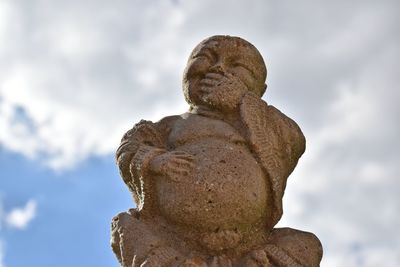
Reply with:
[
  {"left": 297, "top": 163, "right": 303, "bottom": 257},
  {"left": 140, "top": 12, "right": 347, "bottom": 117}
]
[
  {"left": 4, "top": 199, "right": 37, "bottom": 230},
  {"left": 279, "top": 44, "right": 400, "bottom": 265},
  {"left": 0, "top": 240, "right": 4, "bottom": 267},
  {"left": 0, "top": 0, "right": 189, "bottom": 169},
  {"left": 0, "top": 1, "right": 400, "bottom": 266},
  {"left": 0, "top": 201, "right": 3, "bottom": 231},
  {"left": 0, "top": 198, "right": 37, "bottom": 267}
]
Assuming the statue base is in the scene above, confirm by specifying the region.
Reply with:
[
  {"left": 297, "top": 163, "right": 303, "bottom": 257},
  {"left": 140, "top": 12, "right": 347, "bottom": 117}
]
[{"left": 111, "top": 209, "right": 322, "bottom": 267}]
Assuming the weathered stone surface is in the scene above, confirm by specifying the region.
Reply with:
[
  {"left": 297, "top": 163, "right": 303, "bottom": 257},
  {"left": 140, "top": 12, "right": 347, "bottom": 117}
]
[{"left": 112, "top": 35, "right": 323, "bottom": 266}]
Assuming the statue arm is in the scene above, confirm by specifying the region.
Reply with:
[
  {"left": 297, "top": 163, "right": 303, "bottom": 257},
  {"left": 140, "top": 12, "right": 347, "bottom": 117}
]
[
  {"left": 116, "top": 116, "right": 180, "bottom": 208},
  {"left": 114, "top": 117, "right": 186, "bottom": 267},
  {"left": 240, "top": 92, "right": 306, "bottom": 227}
]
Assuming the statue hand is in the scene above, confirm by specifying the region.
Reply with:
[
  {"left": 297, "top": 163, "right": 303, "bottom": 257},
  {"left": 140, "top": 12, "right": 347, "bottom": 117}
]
[
  {"left": 149, "top": 150, "right": 195, "bottom": 182},
  {"left": 199, "top": 72, "right": 248, "bottom": 111}
]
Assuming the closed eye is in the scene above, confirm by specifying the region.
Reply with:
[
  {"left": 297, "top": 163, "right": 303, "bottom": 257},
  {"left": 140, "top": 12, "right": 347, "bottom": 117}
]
[
  {"left": 232, "top": 62, "right": 256, "bottom": 78},
  {"left": 192, "top": 48, "right": 217, "bottom": 63},
  {"left": 193, "top": 53, "right": 213, "bottom": 61}
]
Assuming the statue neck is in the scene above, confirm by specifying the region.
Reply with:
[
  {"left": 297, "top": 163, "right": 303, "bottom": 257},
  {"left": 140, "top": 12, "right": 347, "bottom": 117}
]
[{"left": 190, "top": 105, "right": 245, "bottom": 136}]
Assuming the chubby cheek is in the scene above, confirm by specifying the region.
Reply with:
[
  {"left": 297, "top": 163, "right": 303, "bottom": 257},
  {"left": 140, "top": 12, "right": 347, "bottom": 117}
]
[
  {"left": 183, "top": 60, "right": 209, "bottom": 104},
  {"left": 184, "top": 58, "right": 210, "bottom": 80},
  {"left": 231, "top": 68, "right": 254, "bottom": 90}
]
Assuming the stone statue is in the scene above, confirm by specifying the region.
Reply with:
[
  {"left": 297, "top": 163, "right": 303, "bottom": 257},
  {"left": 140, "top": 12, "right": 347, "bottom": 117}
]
[{"left": 111, "top": 35, "right": 323, "bottom": 267}]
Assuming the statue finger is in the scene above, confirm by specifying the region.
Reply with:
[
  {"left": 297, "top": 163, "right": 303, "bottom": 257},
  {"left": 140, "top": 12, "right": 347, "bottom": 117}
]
[
  {"left": 200, "top": 87, "right": 212, "bottom": 96},
  {"left": 200, "top": 78, "right": 219, "bottom": 87},
  {"left": 172, "top": 154, "right": 195, "bottom": 162},
  {"left": 171, "top": 150, "right": 191, "bottom": 156},
  {"left": 171, "top": 151, "right": 195, "bottom": 160},
  {"left": 170, "top": 159, "right": 194, "bottom": 170},
  {"left": 205, "top": 72, "right": 224, "bottom": 80}
]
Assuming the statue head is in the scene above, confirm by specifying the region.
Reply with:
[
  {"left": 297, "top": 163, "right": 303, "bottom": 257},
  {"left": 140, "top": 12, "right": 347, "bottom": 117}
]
[{"left": 183, "top": 35, "right": 267, "bottom": 109}]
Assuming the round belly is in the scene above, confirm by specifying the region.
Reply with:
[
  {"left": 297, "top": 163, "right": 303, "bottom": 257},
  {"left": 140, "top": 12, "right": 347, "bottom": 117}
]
[{"left": 156, "top": 139, "right": 268, "bottom": 232}]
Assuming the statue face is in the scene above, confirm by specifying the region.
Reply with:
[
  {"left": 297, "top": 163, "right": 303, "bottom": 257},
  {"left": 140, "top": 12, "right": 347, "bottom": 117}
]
[{"left": 183, "top": 36, "right": 267, "bottom": 108}]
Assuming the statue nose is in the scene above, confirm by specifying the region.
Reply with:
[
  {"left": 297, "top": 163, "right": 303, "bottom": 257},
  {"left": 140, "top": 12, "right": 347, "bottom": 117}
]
[{"left": 209, "top": 63, "right": 224, "bottom": 73}]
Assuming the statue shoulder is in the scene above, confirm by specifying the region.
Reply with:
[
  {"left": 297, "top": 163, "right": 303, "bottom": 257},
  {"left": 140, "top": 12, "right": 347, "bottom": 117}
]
[
  {"left": 155, "top": 115, "right": 181, "bottom": 130},
  {"left": 119, "top": 115, "right": 181, "bottom": 144}
]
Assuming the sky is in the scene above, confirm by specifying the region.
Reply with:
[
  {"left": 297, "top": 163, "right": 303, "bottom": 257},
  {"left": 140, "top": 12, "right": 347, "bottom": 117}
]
[{"left": 0, "top": 0, "right": 399, "bottom": 266}]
